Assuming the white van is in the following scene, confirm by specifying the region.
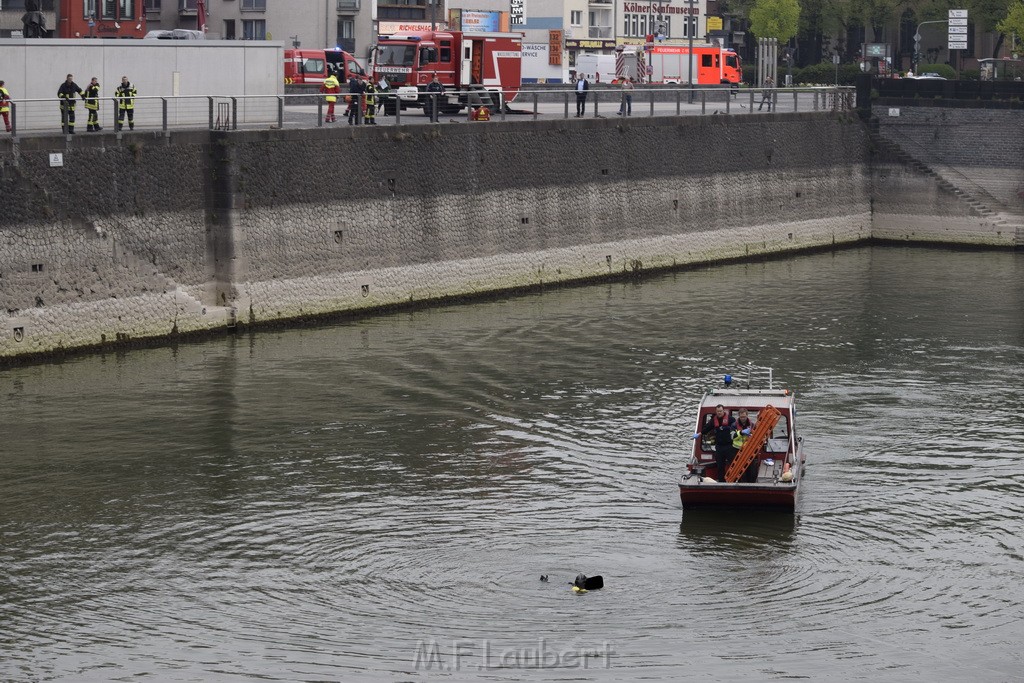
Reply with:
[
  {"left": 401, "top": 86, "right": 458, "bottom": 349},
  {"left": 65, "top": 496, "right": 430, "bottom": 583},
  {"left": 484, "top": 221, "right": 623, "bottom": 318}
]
[{"left": 574, "top": 53, "right": 617, "bottom": 83}]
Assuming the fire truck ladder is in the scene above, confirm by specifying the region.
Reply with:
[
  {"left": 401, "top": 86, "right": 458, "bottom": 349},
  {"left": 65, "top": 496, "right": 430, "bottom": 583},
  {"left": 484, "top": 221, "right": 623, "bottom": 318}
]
[{"left": 724, "top": 405, "right": 781, "bottom": 483}]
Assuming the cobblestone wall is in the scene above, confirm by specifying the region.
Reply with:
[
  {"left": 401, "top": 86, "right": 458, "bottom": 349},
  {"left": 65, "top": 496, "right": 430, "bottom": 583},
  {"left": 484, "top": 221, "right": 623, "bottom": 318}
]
[{"left": 2, "top": 113, "right": 874, "bottom": 360}]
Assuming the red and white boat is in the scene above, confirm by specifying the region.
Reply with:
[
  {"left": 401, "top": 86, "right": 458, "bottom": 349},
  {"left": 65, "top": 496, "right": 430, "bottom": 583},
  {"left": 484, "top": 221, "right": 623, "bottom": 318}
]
[{"left": 679, "top": 366, "right": 806, "bottom": 511}]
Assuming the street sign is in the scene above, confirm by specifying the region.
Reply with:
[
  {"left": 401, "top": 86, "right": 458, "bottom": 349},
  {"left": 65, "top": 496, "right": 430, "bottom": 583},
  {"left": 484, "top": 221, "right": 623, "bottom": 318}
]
[
  {"left": 948, "top": 26, "right": 968, "bottom": 34},
  {"left": 948, "top": 17, "right": 967, "bottom": 26},
  {"left": 948, "top": 41, "right": 968, "bottom": 50},
  {"left": 948, "top": 9, "right": 968, "bottom": 18}
]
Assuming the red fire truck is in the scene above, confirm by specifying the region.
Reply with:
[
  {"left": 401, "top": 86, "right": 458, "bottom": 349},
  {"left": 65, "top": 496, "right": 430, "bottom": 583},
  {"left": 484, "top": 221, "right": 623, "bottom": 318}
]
[
  {"left": 285, "top": 48, "right": 366, "bottom": 85},
  {"left": 648, "top": 45, "right": 742, "bottom": 85},
  {"left": 372, "top": 30, "right": 523, "bottom": 116}
]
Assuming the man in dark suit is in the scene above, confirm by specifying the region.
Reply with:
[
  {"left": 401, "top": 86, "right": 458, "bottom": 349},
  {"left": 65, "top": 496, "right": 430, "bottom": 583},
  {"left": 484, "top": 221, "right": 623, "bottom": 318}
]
[{"left": 575, "top": 74, "right": 589, "bottom": 117}]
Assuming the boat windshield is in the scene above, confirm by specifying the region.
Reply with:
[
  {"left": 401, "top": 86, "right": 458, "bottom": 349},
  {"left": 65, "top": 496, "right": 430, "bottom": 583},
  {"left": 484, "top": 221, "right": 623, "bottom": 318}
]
[{"left": 378, "top": 45, "right": 416, "bottom": 67}]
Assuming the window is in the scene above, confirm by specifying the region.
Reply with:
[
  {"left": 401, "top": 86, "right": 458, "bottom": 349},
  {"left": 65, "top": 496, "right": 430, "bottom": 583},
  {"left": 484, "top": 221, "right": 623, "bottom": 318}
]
[
  {"left": 101, "top": 0, "right": 116, "bottom": 20},
  {"left": 242, "top": 19, "right": 266, "bottom": 39},
  {"left": 570, "top": 10, "right": 581, "bottom": 26},
  {"left": 83, "top": 0, "right": 96, "bottom": 17},
  {"left": 119, "top": 0, "right": 134, "bottom": 19},
  {"left": 301, "top": 58, "right": 326, "bottom": 74},
  {"left": 340, "top": 19, "right": 354, "bottom": 39},
  {"left": 378, "top": 45, "right": 415, "bottom": 66},
  {"left": 241, "top": 0, "right": 266, "bottom": 10},
  {"left": 224, "top": 19, "right": 235, "bottom": 39},
  {"left": 701, "top": 54, "right": 712, "bottom": 67},
  {"left": 440, "top": 40, "right": 451, "bottom": 63},
  {"left": 144, "top": 0, "right": 161, "bottom": 10}
]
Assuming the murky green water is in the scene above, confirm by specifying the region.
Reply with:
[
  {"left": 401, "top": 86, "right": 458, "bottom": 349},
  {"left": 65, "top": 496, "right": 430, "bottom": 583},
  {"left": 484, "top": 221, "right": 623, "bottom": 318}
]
[{"left": 2, "top": 246, "right": 1022, "bottom": 681}]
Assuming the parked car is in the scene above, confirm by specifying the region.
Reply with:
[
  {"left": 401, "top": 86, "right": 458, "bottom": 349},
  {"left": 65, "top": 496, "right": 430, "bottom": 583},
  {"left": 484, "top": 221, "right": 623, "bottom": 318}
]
[{"left": 911, "top": 72, "right": 946, "bottom": 79}]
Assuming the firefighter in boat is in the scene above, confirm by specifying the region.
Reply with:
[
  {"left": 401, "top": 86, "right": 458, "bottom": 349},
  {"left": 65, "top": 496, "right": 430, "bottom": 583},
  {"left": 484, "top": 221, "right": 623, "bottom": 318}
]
[
  {"left": 732, "top": 408, "right": 757, "bottom": 482},
  {"left": 695, "top": 404, "right": 737, "bottom": 481}
]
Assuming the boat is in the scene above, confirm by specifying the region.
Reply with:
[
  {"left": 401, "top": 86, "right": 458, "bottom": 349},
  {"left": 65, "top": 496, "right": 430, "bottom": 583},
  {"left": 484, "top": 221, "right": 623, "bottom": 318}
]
[{"left": 679, "top": 365, "right": 805, "bottom": 511}]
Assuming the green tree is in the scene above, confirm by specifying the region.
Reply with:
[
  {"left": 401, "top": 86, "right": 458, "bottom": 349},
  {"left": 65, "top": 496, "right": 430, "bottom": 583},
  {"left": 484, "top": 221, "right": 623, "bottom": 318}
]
[
  {"left": 996, "top": 0, "right": 1024, "bottom": 42},
  {"left": 749, "top": 0, "right": 801, "bottom": 42}
]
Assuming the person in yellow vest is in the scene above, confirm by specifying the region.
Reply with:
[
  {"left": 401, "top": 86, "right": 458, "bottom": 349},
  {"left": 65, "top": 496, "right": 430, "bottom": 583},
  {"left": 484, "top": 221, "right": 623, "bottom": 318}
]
[
  {"left": 115, "top": 76, "right": 137, "bottom": 131},
  {"left": 732, "top": 408, "right": 757, "bottom": 482},
  {"left": 320, "top": 73, "right": 340, "bottom": 123},
  {"left": 363, "top": 80, "right": 377, "bottom": 125},
  {"left": 83, "top": 76, "right": 102, "bottom": 132},
  {"left": 0, "top": 80, "right": 12, "bottom": 133}
]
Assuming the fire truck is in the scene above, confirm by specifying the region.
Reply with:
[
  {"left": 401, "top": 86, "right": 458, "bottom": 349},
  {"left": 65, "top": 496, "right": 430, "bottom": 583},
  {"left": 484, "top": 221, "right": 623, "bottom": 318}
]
[
  {"left": 284, "top": 48, "right": 366, "bottom": 85},
  {"left": 647, "top": 45, "right": 742, "bottom": 86},
  {"left": 372, "top": 30, "right": 523, "bottom": 116}
]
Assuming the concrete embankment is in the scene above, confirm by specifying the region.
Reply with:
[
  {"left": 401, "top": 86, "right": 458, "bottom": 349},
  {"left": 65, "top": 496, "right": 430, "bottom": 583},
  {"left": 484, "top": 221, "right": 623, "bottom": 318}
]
[{"left": 0, "top": 107, "right": 1014, "bottom": 361}]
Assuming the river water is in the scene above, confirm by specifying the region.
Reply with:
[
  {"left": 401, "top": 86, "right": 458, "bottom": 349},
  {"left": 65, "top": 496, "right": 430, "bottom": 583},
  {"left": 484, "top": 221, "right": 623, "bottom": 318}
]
[{"left": 2, "top": 246, "right": 1022, "bottom": 681}]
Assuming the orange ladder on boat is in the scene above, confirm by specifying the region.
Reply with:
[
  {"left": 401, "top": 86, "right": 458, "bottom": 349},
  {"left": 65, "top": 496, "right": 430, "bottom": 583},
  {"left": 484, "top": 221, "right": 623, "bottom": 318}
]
[{"left": 725, "top": 405, "right": 781, "bottom": 483}]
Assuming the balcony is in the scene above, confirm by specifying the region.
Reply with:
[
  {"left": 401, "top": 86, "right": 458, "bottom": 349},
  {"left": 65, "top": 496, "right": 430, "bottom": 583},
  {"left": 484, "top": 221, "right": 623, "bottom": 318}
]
[
  {"left": 337, "top": 0, "right": 360, "bottom": 9},
  {"left": 588, "top": 26, "right": 612, "bottom": 39},
  {"left": 589, "top": 0, "right": 612, "bottom": 5}
]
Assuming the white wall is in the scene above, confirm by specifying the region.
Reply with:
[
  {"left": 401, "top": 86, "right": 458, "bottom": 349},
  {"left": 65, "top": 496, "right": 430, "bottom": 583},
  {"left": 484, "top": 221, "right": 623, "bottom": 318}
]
[{"left": 0, "top": 38, "right": 283, "bottom": 132}]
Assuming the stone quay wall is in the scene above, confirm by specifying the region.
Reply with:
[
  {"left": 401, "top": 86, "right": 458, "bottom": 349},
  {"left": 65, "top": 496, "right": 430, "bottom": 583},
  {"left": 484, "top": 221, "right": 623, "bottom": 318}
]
[
  {"left": 0, "top": 106, "right": 1007, "bottom": 361},
  {"left": 871, "top": 104, "right": 1024, "bottom": 246}
]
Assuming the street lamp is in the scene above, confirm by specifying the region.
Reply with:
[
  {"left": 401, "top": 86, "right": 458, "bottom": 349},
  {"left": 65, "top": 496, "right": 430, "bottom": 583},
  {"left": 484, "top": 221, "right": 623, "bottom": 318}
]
[{"left": 686, "top": 0, "right": 697, "bottom": 102}]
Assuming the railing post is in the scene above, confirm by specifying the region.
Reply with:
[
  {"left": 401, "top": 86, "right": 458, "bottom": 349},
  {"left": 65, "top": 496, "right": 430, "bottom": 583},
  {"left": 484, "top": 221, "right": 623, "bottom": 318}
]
[
  {"left": 676, "top": 88, "right": 681, "bottom": 115},
  {"left": 278, "top": 95, "right": 284, "bottom": 129},
  {"left": 750, "top": 90, "right": 755, "bottom": 111},
  {"left": 701, "top": 90, "right": 706, "bottom": 115},
  {"left": 593, "top": 91, "right": 599, "bottom": 118},
  {"left": 395, "top": 94, "right": 401, "bottom": 125},
  {"left": 500, "top": 91, "right": 506, "bottom": 121},
  {"left": 533, "top": 91, "right": 538, "bottom": 121},
  {"left": 564, "top": 91, "right": 569, "bottom": 119},
  {"left": 649, "top": 89, "right": 654, "bottom": 117},
  {"left": 208, "top": 96, "right": 214, "bottom": 130},
  {"left": 725, "top": 90, "right": 730, "bottom": 114},
  {"left": 9, "top": 101, "right": 15, "bottom": 137},
  {"left": 317, "top": 97, "right": 323, "bottom": 126},
  {"left": 231, "top": 97, "right": 237, "bottom": 130},
  {"left": 162, "top": 97, "right": 168, "bottom": 132},
  {"left": 793, "top": 89, "right": 798, "bottom": 112}
]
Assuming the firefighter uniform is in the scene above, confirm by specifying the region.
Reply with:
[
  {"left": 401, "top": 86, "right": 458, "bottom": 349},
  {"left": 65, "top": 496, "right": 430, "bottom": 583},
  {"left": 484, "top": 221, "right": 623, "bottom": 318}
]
[
  {"left": 57, "top": 74, "right": 83, "bottom": 134},
  {"left": 363, "top": 81, "right": 377, "bottom": 125},
  {"left": 83, "top": 77, "right": 102, "bottom": 132},
  {"left": 320, "top": 74, "right": 340, "bottom": 122},
  {"left": 0, "top": 81, "right": 11, "bottom": 133},
  {"left": 115, "top": 77, "right": 137, "bottom": 131}
]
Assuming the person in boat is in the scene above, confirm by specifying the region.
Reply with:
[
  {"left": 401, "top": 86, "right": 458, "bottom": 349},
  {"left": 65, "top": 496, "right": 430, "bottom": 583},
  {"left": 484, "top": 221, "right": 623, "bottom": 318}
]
[
  {"left": 695, "top": 404, "right": 737, "bottom": 480},
  {"left": 733, "top": 408, "right": 757, "bottom": 482}
]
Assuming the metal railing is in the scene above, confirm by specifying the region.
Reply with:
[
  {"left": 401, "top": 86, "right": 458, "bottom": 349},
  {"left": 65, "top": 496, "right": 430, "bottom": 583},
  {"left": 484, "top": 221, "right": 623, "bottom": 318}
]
[{"left": 0, "top": 87, "right": 855, "bottom": 138}]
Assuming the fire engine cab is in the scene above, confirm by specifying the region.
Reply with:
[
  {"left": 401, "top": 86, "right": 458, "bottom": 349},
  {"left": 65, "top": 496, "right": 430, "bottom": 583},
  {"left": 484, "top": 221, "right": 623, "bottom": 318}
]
[{"left": 373, "top": 30, "right": 523, "bottom": 117}]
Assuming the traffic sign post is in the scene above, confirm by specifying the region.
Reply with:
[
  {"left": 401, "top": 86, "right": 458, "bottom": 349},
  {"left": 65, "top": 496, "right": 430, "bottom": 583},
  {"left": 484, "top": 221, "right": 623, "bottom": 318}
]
[{"left": 947, "top": 10, "right": 968, "bottom": 78}]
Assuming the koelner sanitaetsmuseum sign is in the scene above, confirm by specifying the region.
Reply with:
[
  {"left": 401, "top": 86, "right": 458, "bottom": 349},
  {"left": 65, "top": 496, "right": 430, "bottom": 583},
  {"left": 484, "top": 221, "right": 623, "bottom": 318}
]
[{"left": 622, "top": 2, "right": 699, "bottom": 14}]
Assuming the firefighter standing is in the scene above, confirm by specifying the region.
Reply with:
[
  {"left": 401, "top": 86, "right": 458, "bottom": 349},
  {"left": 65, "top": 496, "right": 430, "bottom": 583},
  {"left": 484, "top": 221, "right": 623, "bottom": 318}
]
[
  {"left": 57, "top": 73, "right": 83, "bottom": 134},
  {"left": 320, "top": 73, "right": 341, "bottom": 123},
  {"left": 346, "top": 75, "right": 364, "bottom": 125},
  {"left": 363, "top": 80, "right": 377, "bottom": 125},
  {"left": 0, "top": 80, "right": 11, "bottom": 133},
  {"left": 83, "top": 76, "right": 102, "bottom": 132},
  {"left": 115, "top": 76, "right": 137, "bottom": 131}
]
